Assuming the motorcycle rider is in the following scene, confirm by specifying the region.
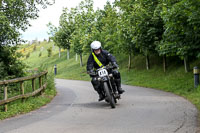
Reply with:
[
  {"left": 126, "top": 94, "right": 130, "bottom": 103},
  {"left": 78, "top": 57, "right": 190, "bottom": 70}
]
[{"left": 87, "top": 41, "right": 125, "bottom": 101}]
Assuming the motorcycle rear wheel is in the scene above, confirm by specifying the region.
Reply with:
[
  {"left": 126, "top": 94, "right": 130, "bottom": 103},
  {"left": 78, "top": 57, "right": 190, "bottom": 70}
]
[{"left": 103, "top": 82, "right": 116, "bottom": 108}]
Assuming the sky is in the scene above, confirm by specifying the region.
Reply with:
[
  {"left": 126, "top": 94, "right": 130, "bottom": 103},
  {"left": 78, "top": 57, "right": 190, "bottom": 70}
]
[{"left": 21, "top": 0, "right": 114, "bottom": 42}]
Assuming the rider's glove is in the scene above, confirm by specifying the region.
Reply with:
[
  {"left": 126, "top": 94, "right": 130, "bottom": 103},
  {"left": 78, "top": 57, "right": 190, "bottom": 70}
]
[
  {"left": 88, "top": 69, "right": 95, "bottom": 76},
  {"left": 87, "top": 69, "right": 93, "bottom": 74},
  {"left": 112, "top": 62, "right": 119, "bottom": 69}
]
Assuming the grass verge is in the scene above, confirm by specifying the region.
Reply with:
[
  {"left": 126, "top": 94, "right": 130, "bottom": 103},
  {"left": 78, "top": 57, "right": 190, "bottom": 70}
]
[{"left": 0, "top": 72, "right": 57, "bottom": 120}]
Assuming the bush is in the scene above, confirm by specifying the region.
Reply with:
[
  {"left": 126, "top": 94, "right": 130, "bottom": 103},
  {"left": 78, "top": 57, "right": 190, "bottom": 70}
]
[
  {"left": 47, "top": 47, "right": 52, "bottom": 57},
  {"left": 0, "top": 46, "right": 26, "bottom": 80},
  {"left": 33, "top": 45, "right": 37, "bottom": 51},
  {"left": 26, "top": 52, "right": 30, "bottom": 58},
  {"left": 39, "top": 52, "right": 42, "bottom": 57},
  {"left": 0, "top": 62, "right": 5, "bottom": 80},
  {"left": 45, "top": 72, "right": 56, "bottom": 95}
]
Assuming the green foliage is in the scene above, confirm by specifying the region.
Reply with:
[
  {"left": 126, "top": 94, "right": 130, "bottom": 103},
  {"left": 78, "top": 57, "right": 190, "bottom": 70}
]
[
  {"left": 0, "top": 62, "right": 5, "bottom": 79},
  {"left": 71, "top": 0, "right": 95, "bottom": 55},
  {"left": 0, "top": 0, "right": 54, "bottom": 45},
  {"left": 48, "top": 0, "right": 200, "bottom": 71},
  {"left": 0, "top": 46, "right": 25, "bottom": 80},
  {"left": 0, "top": 0, "right": 54, "bottom": 80},
  {"left": 97, "top": 2, "right": 119, "bottom": 53},
  {"left": 158, "top": 0, "right": 200, "bottom": 58},
  {"left": 115, "top": 1, "right": 138, "bottom": 55}
]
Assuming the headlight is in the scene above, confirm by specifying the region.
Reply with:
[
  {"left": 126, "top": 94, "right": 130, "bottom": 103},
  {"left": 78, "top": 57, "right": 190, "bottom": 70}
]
[
  {"left": 98, "top": 77, "right": 101, "bottom": 81},
  {"left": 109, "top": 74, "right": 113, "bottom": 77}
]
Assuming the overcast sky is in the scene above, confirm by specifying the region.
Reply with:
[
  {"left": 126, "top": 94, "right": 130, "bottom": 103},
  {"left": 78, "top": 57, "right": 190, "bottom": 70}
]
[{"left": 21, "top": 0, "right": 114, "bottom": 42}]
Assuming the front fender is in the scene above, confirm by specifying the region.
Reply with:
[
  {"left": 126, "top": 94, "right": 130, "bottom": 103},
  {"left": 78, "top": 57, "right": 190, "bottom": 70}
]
[{"left": 101, "top": 76, "right": 109, "bottom": 82}]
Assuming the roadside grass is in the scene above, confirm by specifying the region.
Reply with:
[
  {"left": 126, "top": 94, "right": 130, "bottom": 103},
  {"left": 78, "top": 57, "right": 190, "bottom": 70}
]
[
  {"left": 0, "top": 64, "right": 56, "bottom": 120},
  {"left": 118, "top": 54, "right": 200, "bottom": 110},
  {"left": 0, "top": 91, "right": 55, "bottom": 120},
  {"left": 2, "top": 41, "right": 199, "bottom": 121}
]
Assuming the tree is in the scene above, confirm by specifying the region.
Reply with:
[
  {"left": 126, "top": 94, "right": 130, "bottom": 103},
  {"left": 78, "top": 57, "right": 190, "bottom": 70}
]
[
  {"left": 1, "top": 0, "right": 54, "bottom": 45},
  {"left": 47, "top": 22, "right": 61, "bottom": 58},
  {"left": 0, "top": 0, "right": 54, "bottom": 79},
  {"left": 115, "top": 0, "right": 164, "bottom": 70},
  {"left": 133, "top": 0, "right": 163, "bottom": 70},
  {"left": 115, "top": 0, "right": 139, "bottom": 70},
  {"left": 58, "top": 7, "right": 76, "bottom": 60},
  {"left": 70, "top": 0, "right": 95, "bottom": 66},
  {"left": 98, "top": 2, "right": 119, "bottom": 53},
  {"left": 47, "top": 8, "right": 75, "bottom": 60},
  {"left": 159, "top": 0, "right": 200, "bottom": 72}
]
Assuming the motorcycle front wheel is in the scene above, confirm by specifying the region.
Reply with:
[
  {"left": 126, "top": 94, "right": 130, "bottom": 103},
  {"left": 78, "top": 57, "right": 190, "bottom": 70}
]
[{"left": 103, "top": 82, "right": 116, "bottom": 108}]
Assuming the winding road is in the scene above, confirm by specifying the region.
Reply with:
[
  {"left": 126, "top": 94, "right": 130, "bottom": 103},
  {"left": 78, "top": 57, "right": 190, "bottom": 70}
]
[{"left": 0, "top": 79, "right": 198, "bottom": 133}]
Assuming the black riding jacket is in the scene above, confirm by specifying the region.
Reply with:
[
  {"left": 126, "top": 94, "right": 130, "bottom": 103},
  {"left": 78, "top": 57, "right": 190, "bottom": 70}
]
[{"left": 87, "top": 49, "right": 116, "bottom": 71}]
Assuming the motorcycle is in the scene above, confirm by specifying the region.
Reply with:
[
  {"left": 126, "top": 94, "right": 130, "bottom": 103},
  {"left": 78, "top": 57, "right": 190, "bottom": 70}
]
[{"left": 90, "top": 65, "right": 121, "bottom": 108}]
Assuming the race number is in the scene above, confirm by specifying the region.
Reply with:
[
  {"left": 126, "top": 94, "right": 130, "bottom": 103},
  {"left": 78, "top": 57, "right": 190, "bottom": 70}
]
[{"left": 98, "top": 69, "right": 108, "bottom": 77}]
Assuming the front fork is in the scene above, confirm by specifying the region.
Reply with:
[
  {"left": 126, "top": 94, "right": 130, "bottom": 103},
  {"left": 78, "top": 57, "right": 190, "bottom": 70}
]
[
  {"left": 107, "top": 78, "right": 120, "bottom": 99},
  {"left": 100, "top": 76, "right": 120, "bottom": 99},
  {"left": 100, "top": 76, "right": 113, "bottom": 93},
  {"left": 109, "top": 77, "right": 121, "bottom": 99}
]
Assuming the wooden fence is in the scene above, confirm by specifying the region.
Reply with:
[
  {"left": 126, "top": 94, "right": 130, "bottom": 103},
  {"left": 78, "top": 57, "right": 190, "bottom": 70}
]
[{"left": 0, "top": 71, "right": 48, "bottom": 112}]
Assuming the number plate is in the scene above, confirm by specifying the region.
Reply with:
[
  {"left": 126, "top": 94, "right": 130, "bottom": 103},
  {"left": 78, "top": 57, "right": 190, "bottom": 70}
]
[{"left": 98, "top": 69, "right": 108, "bottom": 77}]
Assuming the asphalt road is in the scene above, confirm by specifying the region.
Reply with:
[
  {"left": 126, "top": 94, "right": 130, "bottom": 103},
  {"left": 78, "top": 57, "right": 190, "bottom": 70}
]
[{"left": 0, "top": 79, "right": 198, "bottom": 133}]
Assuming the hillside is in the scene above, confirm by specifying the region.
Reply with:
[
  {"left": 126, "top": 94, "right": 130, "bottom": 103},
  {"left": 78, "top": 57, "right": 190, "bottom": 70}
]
[{"left": 19, "top": 41, "right": 200, "bottom": 111}]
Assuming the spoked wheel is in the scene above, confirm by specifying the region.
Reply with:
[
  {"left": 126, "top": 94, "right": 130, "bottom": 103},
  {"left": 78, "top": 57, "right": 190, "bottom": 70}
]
[{"left": 103, "top": 82, "right": 115, "bottom": 108}]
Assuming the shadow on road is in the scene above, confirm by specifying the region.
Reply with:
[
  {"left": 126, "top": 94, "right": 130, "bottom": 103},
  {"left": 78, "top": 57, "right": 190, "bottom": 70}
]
[{"left": 71, "top": 101, "right": 119, "bottom": 109}]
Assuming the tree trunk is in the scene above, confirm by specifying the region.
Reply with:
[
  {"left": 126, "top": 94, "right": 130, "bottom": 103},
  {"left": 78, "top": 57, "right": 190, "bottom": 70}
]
[
  {"left": 146, "top": 55, "right": 150, "bottom": 70},
  {"left": 184, "top": 56, "right": 190, "bottom": 73},
  {"left": 128, "top": 53, "right": 131, "bottom": 70},
  {"left": 59, "top": 48, "right": 61, "bottom": 58},
  {"left": 67, "top": 49, "right": 70, "bottom": 60},
  {"left": 80, "top": 54, "right": 83, "bottom": 67},
  {"left": 163, "top": 55, "right": 167, "bottom": 73},
  {"left": 76, "top": 53, "right": 78, "bottom": 61}
]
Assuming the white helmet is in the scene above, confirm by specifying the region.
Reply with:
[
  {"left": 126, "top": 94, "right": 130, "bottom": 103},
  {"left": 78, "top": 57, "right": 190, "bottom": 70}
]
[{"left": 91, "top": 41, "right": 101, "bottom": 50}]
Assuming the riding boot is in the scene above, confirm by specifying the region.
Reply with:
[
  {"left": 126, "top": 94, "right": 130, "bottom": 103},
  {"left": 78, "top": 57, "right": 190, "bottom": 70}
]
[
  {"left": 91, "top": 77, "right": 104, "bottom": 101},
  {"left": 111, "top": 79, "right": 117, "bottom": 93},
  {"left": 115, "top": 79, "right": 125, "bottom": 94}
]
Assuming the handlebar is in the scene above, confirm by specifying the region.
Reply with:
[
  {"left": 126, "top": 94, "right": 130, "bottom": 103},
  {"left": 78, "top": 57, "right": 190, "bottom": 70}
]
[{"left": 88, "top": 65, "right": 117, "bottom": 77}]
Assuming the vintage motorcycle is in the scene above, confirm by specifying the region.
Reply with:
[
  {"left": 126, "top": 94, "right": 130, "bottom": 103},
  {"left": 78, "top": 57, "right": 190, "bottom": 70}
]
[{"left": 90, "top": 65, "right": 121, "bottom": 108}]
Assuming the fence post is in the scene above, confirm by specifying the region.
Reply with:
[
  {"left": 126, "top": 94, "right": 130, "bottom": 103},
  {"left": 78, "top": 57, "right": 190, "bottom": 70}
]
[
  {"left": 44, "top": 73, "right": 47, "bottom": 92},
  {"left": 39, "top": 76, "right": 42, "bottom": 88},
  {"left": 45, "top": 73, "right": 47, "bottom": 80},
  {"left": 32, "top": 78, "right": 35, "bottom": 91},
  {"left": 4, "top": 85, "right": 8, "bottom": 112},
  {"left": 0, "top": 71, "right": 48, "bottom": 111},
  {"left": 39, "top": 76, "right": 42, "bottom": 95},
  {"left": 20, "top": 81, "right": 25, "bottom": 103}
]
